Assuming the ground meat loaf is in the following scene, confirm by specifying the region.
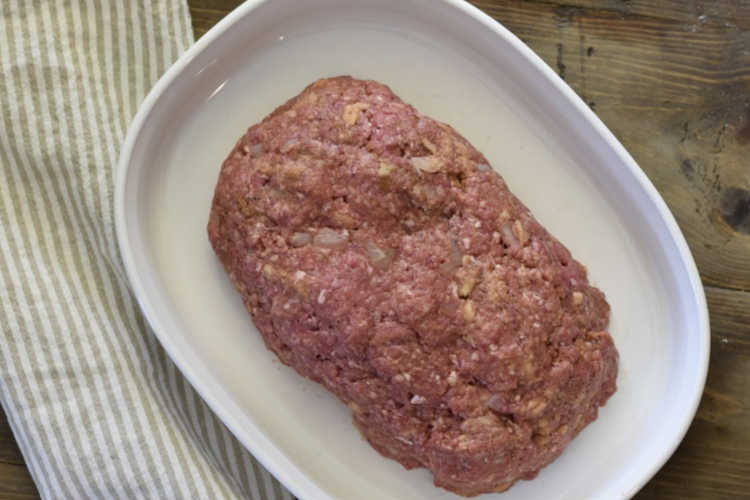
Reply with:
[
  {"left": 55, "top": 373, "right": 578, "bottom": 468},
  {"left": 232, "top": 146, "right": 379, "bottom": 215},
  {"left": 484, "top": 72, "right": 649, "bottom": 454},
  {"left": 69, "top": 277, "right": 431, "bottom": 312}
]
[{"left": 208, "top": 76, "right": 618, "bottom": 496}]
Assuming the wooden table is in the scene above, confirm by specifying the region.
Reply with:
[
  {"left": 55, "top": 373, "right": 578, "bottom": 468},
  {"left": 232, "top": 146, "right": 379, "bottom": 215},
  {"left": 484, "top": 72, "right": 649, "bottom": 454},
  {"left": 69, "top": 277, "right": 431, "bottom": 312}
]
[{"left": 2, "top": 1, "right": 748, "bottom": 498}]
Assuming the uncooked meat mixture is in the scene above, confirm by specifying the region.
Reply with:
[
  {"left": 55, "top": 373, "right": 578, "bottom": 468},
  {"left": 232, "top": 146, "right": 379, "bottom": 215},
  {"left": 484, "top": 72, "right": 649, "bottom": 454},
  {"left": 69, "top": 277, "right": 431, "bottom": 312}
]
[{"left": 208, "top": 76, "right": 618, "bottom": 496}]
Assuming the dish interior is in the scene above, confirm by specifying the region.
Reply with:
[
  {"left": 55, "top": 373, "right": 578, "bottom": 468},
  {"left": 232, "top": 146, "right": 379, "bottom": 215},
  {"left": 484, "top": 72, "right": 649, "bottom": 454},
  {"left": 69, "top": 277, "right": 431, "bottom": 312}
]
[{"left": 122, "top": 2, "right": 706, "bottom": 498}]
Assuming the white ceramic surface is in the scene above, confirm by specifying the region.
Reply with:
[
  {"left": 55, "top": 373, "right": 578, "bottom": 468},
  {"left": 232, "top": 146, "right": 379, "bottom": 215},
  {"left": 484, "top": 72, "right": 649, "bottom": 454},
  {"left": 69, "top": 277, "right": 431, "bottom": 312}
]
[{"left": 115, "top": 1, "right": 710, "bottom": 499}]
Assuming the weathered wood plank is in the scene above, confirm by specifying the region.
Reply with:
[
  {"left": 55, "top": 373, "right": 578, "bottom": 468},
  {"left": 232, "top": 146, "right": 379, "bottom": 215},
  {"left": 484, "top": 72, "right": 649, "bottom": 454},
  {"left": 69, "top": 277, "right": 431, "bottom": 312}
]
[
  {"left": 0, "top": 407, "right": 39, "bottom": 498},
  {"left": 0, "top": 461, "right": 38, "bottom": 499},
  {"left": 189, "top": 0, "right": 242, "bottom": 39},
  {"left": 484, "top": 0, "right": 750, "bottom": 28},
  {"left": 0, "top": 405, "right": 24, "bottom": 465}
]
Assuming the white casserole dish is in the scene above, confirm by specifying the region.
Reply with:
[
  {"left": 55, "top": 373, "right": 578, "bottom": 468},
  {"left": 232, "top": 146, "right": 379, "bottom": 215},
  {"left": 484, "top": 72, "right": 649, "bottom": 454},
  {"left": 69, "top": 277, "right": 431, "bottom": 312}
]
[{"left": 115, "top": 1, "right": 710, "bottom": 498}]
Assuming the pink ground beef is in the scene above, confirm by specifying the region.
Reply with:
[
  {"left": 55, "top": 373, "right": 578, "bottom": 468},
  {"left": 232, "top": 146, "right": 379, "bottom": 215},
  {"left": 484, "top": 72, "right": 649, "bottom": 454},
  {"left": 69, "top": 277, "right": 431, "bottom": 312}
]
[{"left": 208, "top": 76, "right": 618, "bottom": 496}]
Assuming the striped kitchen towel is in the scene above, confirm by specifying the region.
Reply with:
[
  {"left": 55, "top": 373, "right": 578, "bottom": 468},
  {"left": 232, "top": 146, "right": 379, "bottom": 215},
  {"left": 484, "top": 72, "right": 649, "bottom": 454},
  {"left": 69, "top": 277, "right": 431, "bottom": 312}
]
[{"left": 0, "top": 2, "right": 292, "bottom": 499}]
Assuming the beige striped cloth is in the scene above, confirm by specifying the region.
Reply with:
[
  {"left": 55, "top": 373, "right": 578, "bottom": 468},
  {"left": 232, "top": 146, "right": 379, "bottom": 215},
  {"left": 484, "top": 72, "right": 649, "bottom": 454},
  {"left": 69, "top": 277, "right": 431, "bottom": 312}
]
[{"left": 0, "top": 2, "right": 293, "bottom": 499}]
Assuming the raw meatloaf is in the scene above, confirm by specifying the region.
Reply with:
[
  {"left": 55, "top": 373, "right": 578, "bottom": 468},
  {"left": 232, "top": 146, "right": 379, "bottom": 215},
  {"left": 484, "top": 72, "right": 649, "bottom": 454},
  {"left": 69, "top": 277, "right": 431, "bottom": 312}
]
[{"left": 208, "top": 76, "right": 618, "bottom": 496}]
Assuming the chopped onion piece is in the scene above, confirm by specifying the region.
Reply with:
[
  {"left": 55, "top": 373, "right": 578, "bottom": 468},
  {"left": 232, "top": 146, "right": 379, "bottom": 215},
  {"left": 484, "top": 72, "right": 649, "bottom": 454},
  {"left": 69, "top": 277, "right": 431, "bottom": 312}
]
[
  {"left": 367, "top": 241, "right": 394, "bottom": 270},
  {"left": 411, "top": 156, "right": 441, "bottom": 173},
  {"left": 502, "top": 223, "right": 520, "bottom": 251},
  {"left": 313, "top": 228, "right": 348, "bottom": 249},
  {"left": 290, "top": 232, "right": 311, "bottom": 247},
  {"left": 440, "top": 238, "right": 463, "bottom": 274}
]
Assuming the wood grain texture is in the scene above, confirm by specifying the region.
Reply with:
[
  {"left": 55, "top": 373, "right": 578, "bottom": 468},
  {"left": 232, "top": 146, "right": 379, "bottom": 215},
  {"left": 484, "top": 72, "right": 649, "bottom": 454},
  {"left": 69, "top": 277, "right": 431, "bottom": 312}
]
[
  {"left": 0, "top": 406, "right": 38, "bottom": 499},
  {"left": 3, "top": 1, "right": 747, "bottom": 499},
  {"left": 0, "top": 463, "right": 39, "bottom": 500},
  {"left": 0, "top": 405, "right": 24, "bottom": 465}
]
